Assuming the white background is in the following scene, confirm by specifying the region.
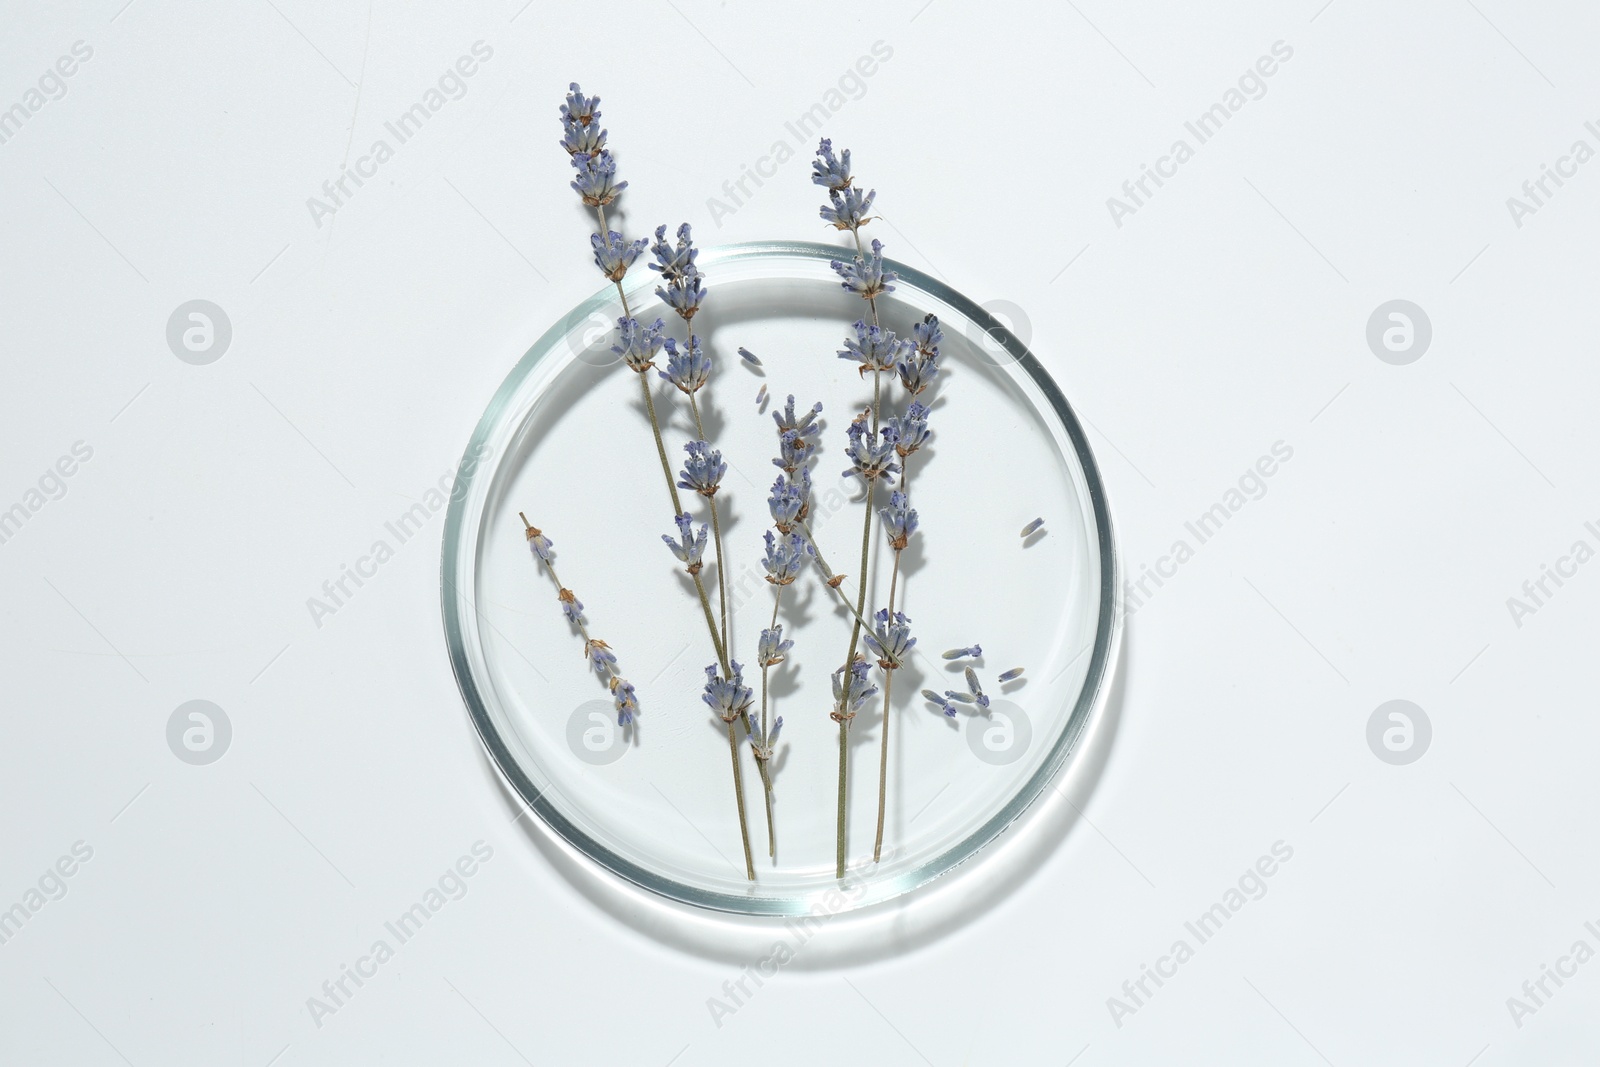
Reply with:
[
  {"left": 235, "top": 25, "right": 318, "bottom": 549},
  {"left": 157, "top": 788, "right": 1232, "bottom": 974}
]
[{"left": 3, "top": 0, "right": 1598, "bottom": 1063}]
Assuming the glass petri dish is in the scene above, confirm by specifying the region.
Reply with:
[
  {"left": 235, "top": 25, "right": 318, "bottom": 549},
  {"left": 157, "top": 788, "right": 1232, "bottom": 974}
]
[{"left": 441, "top": 240, "right": 1118, "bottom": 916}]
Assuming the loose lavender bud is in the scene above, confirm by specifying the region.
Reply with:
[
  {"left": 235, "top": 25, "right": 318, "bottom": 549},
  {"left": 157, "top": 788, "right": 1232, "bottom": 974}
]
[
  {"left": 773, "top": 395, "right": 824, "bottom": 444},
  {"left": 839, "top": 320, "right": 912, "bottom": 377},
  {"left": 842, "top": 418, "right": 900, "bottom": 483},
  {"left": 767, "top": 470, "right": 810, "bottom": 532},
  {"left": 612, "top": 316, "right": 665, "bottom": 372},
  {"left": 648, "top": 223, "right": 699, "bottom": 283},
  {"left": 761, "top": 530, "right": 812, "bottom": 586},
  {"left": 1021, "top": 517, "right": 1045, "bottom": 537},
  {"left": 758, "top": 625, "right": 793, "bottom": 668},
  {"left": 922, "top": 689, "right": 958, "bottom": 717},
  {"left": 609, "top": 676, "right": 639, "bottom": 725},
  {"left": 701, "top": 661, "right": 752, "bottom": 723},
  {"left": 942, "top": 645, "right": 982, "bottom": 660},
  {"left": 821, "top": 186, "right": 875, "bottom": 230},
  {"left": 677, "top": 440, "right": 726, "bottom": 496},
  {"left": 662, "top": 511, "right": 709, "bottom": 574},
  {"left": 879, "top": 490, "right": 919, "bottom": 550},
  {"left": 831, "top": 655, "right": 878, "bottom": 721},
  {"left": 571, "top": 150, "right": 626, "bottom": 207},
  {"left": 756, "top": 384, "right": 768, "bottom": 407},
  {"left": 739, "top": 347, "right": 762, "bottom": 367},
  {"left": 810, "top": 138, "right": 852, "bottom": 190},
  {"left": 658, "top": 335, "right": 711, "bottom": 395},
  {"left": 998, "top": 667, "right": 1025, "bottom": 682},
  {"left": 964, "top": 666, "right": 990, "bottom": 710},
  {"left": 830, "top": 239, "right": 896, "bottom": 300},
  {"left": 863, "top": 608, "right": 916, "bottom": 669},
  {"left": 884, "top": 401, "right": 931, "bottom": 457},
  {"left": 590, "top": 229, "right": 647, "bottom": 281},
  {"left": 944, "top": 688, "right": 975, "bottom": 704},
  {"left": 557, "top": 587, "right": 584, "bottom": 624},
  {"left": 584, "top": 638, "right": 617, "bottom": 675}
]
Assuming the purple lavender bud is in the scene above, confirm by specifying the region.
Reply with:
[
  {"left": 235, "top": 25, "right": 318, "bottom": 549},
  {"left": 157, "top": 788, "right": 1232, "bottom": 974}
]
[
  {"left": 739, "top": 347, "right": 762, "bottom": 367},
  {"left": 560, "top": 591, "right": 585, "bottom": 624},
  {"left": 584, "top": 638, "right": 617, "bottom": 675},
  {"left": 942, "top": 645, "right": 982, "bottom": 660},
  {"left": 761, "top": 530, "right": 812, "bottom": 586},
  {"left": 526, "top": 527, "right": 555, "bottom": 564},
  {"left": 612, "top": 316, "right": 665, "bottom": 372},
  {"left": 701, "top": 661, "right": 752, "bottom": 723},
  {"left": 773, "top": 395, "right": 824, "bottom": 444},
  {"left": 964, "top": 666, "right": 990, "bottom": 710},
  {"left": 648, "top": 223, "right": 699, "bottom": 282},
  {"left": 560, "top": 117, "right": 606, "bottom": 158},
  {"left": 821, "top": 186, "right": 875, "bottom": 230},
  {"left": 838, "top": 320, "right": 912, "bottom": 376},
  {"left": 590, "top": 229, "right": 646, "bottom": 280},
  {"left": 658, "top": 335, "right": 711, "bottom": 395},
  {"left": 863, "top": 608, "right": 916, "bottom": 669},
  {"left": 880, "top": 491, "right": 918, "bottom": 550},
  {"left": 560, "top": 83, "right": 601, "bottom": 127},
  {"left": 571, "top": 151, "right": 626, "bottom": 207},
  {"left": 610, "top": 676, "right": 638, "bottom": 725},
  {"left": 998, "top": 667, "right": 1025, "bottom": 682},
  {"left": 831, "top": 656, "right": 878, "bottom": 718},
  {"left": 830, "top": 239, "right": 896, "bottom": 299},
  {"left": 758, "top": 625, "right": 793, "bottom": 668},
  {"left": 767, "top": 470, "right": 810, "bottom": 531},
  {"left": 662, "top": 512, "right": 709, "bottom": 572},
  {"left": 677, "top": 440, "right": 726, "bottom": 496},
  {"left": 898, "top": 314, "right": 943, "bottom": 395},
  {"left": 756, "top": 384, "right": 768, "bottom": 407},
  {"left": 922, "top": 689, "right": 958, "bottom": 717},
  {"left": 842, "top": 419, "right": 900, "bottom": 483},
  {"left": 810, "top": 138, "right": 852, "bottom": 190},
  {"left": 884, "top": 401, "right": 931, "bottom": 457}
]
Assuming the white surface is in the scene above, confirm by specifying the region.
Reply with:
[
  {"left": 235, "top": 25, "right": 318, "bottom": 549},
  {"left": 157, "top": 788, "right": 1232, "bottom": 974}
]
[{"left": 1, "top": 0, "right": 1596, "bottom": 1063}]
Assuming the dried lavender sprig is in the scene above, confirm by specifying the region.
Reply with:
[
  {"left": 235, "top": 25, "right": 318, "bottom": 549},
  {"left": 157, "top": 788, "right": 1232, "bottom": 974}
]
[{"left": 520, "top": 513, "right": 638, "bottom": 725}]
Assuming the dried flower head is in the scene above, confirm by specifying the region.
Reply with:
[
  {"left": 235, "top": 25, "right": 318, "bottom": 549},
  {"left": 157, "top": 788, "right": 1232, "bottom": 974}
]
[
  {"left": 810, "top": 138, "right": 853, "bottom": 190},
  {"left": 830, "top": 655, "right": 878, "bottom": 723},
  {"left": 839, "top": 320, "right": 912, "bottom": 377},
  {"left": 773, "top": 428, "right": 813, "bottom": 475},
  {"left": 560, "top": 83, "right": 601, "bottom": 127},
  {"left": 677, "top": 440, "right": 726, "bottom": 496},
  {"left": 584, "top": 638, "right": 617, "bottom": 675},
  {"left": 609, "top": 675, "right": 638, "bottom": 725},
  {"left": 842, "top": 419, "right": 900, "bottom": 483},
  {"left": 767, "top": 469, "right": 810, "bottom": 532},
  {"left": 662, "top": 511, "right": 709, "bottom": 574},
  {"left": 758, "top": 625, "right": 793, "bottom": 668},
  {"left": 772, "top": 394, "right": 824, "bottom": 444},
  {"left": 612, "top": 316, "right": 665, "bottom": 373},
  {"left": 884, "top": 401, "right": 931, "bottom": 457},
  {"left": 701, "top": 661, "right": 752, "bottom": 723},
  {"left": 648, "top": 223, "right": 699, "bottom": 282},
  {"left": 571, "top": 151, "right": 626, "bottom": 207},
  {"left": 821, "top": 186, "right": 876, "bottom": 231},
  {"left": 659, "top": 335, "right": 711, "bottom": 395},
  {"left": 830, "top": 238, "right": 897, "bottom": 300},
  {"left": 560, "top": 116, "right": 606, "bottom": 158},
  {"left": 879, "top": 490, "right": 919, "bottom": 550},
  {"left": 864, "top": 608, "right": 916, "bottom": 669},
  {"left": 557, "top": 587, "right": 584, "bottom": 624},
  {"left": 762, "top": 530, "right": 812, "bottom": 585},
  {"left": 590, "top": 229, "right": 646, "bottom": 281},
  {"left": 898, "top": 314, "right": 944, "bottom": 395}
]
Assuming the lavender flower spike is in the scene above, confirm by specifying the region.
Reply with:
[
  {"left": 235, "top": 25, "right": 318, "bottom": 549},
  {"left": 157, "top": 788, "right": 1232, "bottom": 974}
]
[
  {"left": 830, "top": 655, "right": 878, "bottom": 723},
  {"left": 964, "top": 666, "right": 991, "bottom": 710},
  {"left": 922, "top": 689, "right": 958, "bottom": 717},
  {"left": 884, "top": 401, "right": 931, "bottom": 457},
  {"left": 659, "top": 335, "right": 711, "bottom": 395},
  {"left": 702, "top": 661, "right": 753, "bottom": 723},
  {"left": 758, "top": 625, "right": 793, "bottom": 668},
  {"left": 662, "top": 512, "right": 709, "bottom": 574},
  {"left": 864, "top": 608, "right": 916, "bottom": 669},
  {"left": 591, "top": 230, "right": 647, "bottom": 281},
  {"left": 839, "top": 320, "right": 912, "bottom": 377},
  {"left": 761, "top": 530, "right": 812, "bottom": 586},
  {"left": 842, "top": 418, "right": 900, "bottom": 483},
  {"left": 942, "top": 644, "right": 982, "bottom": 660},
  {"left": 879, "top": 491, "right": 919, "bottom": 551},
  {"left": 571, "top": 150, "right": 626, "bottom": 207},
  {"left": 830, "top": 238, "right": 897, "bottom": 300},
  {"left": 810, "top": 138, "right": 852, "bottom": 190},
  {"left": 677, "top": 440, "right": 726, "bottom": 496},
  {"left": 657, "top": 270, "right": 706, "bottom": 320},
  {"left": 612, "top": 316, "right": 665, "bottom": 373}
]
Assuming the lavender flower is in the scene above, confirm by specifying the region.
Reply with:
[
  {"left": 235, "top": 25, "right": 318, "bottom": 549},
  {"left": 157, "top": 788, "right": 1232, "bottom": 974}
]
[
  {"left": 922, "top": 689, "right": 958, "bottom": 717},
  {"left": 584, "top": 638, "right": 617, "bottom": 675},
  {"left": 524, "top": 523, "right": 555, "bottom": 563},
  {"left": 767, "top": 470, "right": 810, "bottom": 532},
  {"left": 659, "top": 335, "right": 711, "bottom": 395},
  {"left": 830, "top": 238, "right": 896, "bottom": 300},
  {"left": 838, "top": 320, "right": 912, "bottom": 377},
  {"left": 884, "top": 402, "right": 932, "bottom": 459},
  {"left": 677, "top": 440, "right": 726, "bottom": 496},
  {"left": 897, "top": 314, "right": 944, "bottom": 395},
  {"left": 560, "top": 117, "right": 606, "bottom": 158},
  {"left": 648, "top": 223, "right": 699, "bottom": 282},
  {"left": 772, "top": 394, "right": 824, "bottom": 444},
  {"left": 842, "top": 418, "right": 900, "bottom": 483},
  {"left": 773, "top": 428, "right": 812, "bottom": 474},
  {"left": 560, "top": 83, "right": 601, "bottom": 127},
  {"left": 863, "top": 609, "right": 915, "bottom": 669},
  {"left": 750, "top": 715, "right": 783, "bottom": 763},
  {"left": 658, "top": 271, "right": 706, "bottom": 320},
  {"left": 662, "top": 512, "right": 709, "bottom": 574},
  {"left": 590, "top": 230, "right": 647, "bottom": 281},
  {"left": 821, "top": 186, "right": 876, "bottom": 230},
  {"left": 571, "top": 151, "right": 626, "bottom": 207},
  {"left": 557, "top": 587, "right": 584, "bottom": 624},
  {"left": 739, "top": 347, "right": 762, "bottom": 367},
  {"left": 612, "top": 316, "right": 665, "bottom": 373},
  {"left": 830, "top": 655, "right": 878, "bottom": 722},
  {"left": 762, "top": 530, "right": 812, "bottom": 585},
  {"left": 810, "top": 138, "right": 852, "bottom": 190},
  {"left": 1021, "top": 517, "right": 1045, "bottom": 537},
  {"left": 610, "top": 676, "right": 638, "bottom": 725},
  {"left": 999, "top": 667, "right": 1025, "bottom": 682},
  {"left": 702, "top": 661, "right": 752, "bottom": 723},
  {"left": 942, "top": 644, "right": 982, "bottom": 660},
  {"left": 913, "top": 313, "right": 943, "bottom": 356},
  {"left": 879, "top": 490, "right": 919, "bottom": 550},
  {"left": 758, "top": 625, "right": 793, "bottom": 668},
  {"left": 756, "top": 384, "right": 767, "bottom": 407},
  {"left": 964, "top": 666, "right": 991, "bottom": 710}
]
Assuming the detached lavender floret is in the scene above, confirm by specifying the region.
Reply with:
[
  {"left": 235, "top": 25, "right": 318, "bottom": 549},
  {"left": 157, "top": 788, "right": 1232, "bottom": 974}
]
[
  {"left": 810, "top": 138, "right": 852, "bottom": 190},
  {"left": 591, "top": 230, "right": 647, "bottom": 281},
  {"left": 702, "top": 661, "right": 753, "bottom": 723},
  {"left": 612, "top": 316, "right": 665, "bottom": 373},
  {"left": 758, "top": 625, "right": 793, "bottom": 668},
  {"left": 659, "top": 335, "right": 711, "bottom": 395},
  {"left": 884, "top": 401, "right": 931, "bottom": 457},
  {"left": 767, "top": 470, "right": 810, "bottom": 532},
  {"left": 662, "top": 512, "right": 709, "bottom": 574},
  {"left": 964, "top": 666, "right": 991, "bottom": 710},
  {"left": 830, "top": 655, "right": 878, "bottom": 723},
  {"left": 842, "top": 418, "right": 900, "bottom": 483},
  {"left": 942, "top": 644, "right": 982, "bottom": 660},
  {"left": 999, "top": 667, "right": 1026, "bottom": 682},
  {"left": 864, "top": 609, "right": 915, "bottom": 669},
  {"left": 761, "top": 530, "right": 812, "bottom": 586},
  {"left": 677, "top": 440, "right": 726, "bottom": 496},
  {"left": 839, "top": 320, "right": 912, "bottom": 377},
  {"left": 739, "top": 347, "right": 762, "bottom": 367},
  {"left": 830, "top": 238, "right": 897, "bottom": 299},
  {"left": 922, "top": 689, "right": 958, "bottom": 717},
  {"left": 879, "top": 491, "right": 919, "bottom": 550},
  {"left": 571, "top": 151, "right": 626, "bottom": 207}
]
